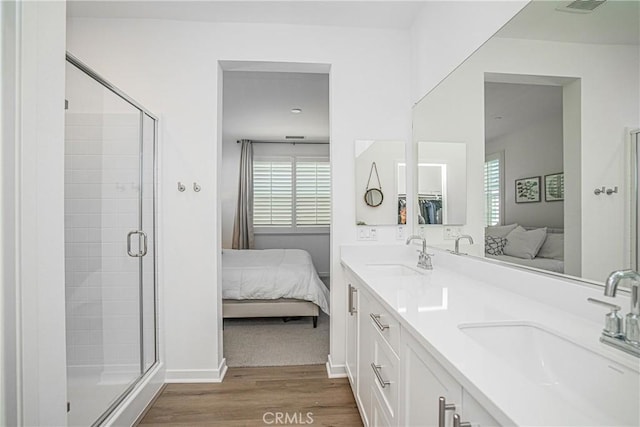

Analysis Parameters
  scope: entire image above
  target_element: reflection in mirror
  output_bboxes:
[411,0,639,284]
[417,141,466,226]
[355,140,405,225]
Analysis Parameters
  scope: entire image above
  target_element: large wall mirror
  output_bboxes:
[412,0,639,285]
[355,140,405,225]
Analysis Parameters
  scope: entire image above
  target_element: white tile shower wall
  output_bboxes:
[65,112,141,373]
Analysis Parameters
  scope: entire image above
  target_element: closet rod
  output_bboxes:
[236,140,329,145]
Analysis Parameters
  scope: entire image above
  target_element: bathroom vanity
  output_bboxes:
[341,245,640,427]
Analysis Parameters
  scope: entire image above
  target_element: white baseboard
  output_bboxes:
[103,363,165,427]
[165,358,228,383]
[325,354,347,378]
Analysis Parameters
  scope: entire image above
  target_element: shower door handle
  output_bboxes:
[127,230,148,257]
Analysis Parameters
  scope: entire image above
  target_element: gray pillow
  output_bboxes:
[485,223,519,238]
[537,233,564,260]
[503,226,548,259]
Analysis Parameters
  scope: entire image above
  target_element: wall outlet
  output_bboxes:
[443,226,462,240]
[418,226,425,238]
[396,226,405,240]
[357,226,378,241]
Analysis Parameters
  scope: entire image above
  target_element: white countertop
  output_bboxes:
[340,244,640,427]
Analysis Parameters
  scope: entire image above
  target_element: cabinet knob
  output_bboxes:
[453,413,472,427]
[438,397,456,427]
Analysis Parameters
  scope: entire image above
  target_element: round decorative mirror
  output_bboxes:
[364,188,384,207]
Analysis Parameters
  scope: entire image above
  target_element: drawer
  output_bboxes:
[371,383,394,427]
[370,327,399,419]
[368,297,400,356]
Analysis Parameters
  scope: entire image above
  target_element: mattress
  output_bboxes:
[486,254,564,274]
[222,249,330,314]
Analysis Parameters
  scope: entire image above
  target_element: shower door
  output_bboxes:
[64,54,157,427]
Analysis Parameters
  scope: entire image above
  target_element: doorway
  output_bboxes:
[218,61,331,367]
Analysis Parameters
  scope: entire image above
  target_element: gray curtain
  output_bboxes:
[232,140,254,249]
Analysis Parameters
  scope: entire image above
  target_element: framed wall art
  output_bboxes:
[545,172,564,202]
[515,176,541,203]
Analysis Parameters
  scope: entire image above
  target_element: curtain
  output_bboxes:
[232,140,254,249]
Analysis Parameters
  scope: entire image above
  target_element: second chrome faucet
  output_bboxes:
[406,235,433,270]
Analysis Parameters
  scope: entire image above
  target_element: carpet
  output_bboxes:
[223,312,330,367]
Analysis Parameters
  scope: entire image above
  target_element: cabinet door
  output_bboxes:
[400,333,462,427]
[357,288,374,426]
[345,277,359,390]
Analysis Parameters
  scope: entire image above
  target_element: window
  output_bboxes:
[253,160,293,226]
[253,157,330,230]
[484,152,503,226]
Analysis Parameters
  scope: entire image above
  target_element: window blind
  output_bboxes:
[295,160,331,226]
[253,160,293,226]
[484,154,502,226]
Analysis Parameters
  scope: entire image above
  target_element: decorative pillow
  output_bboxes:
[537,233,564,260]
[485,223,519,238]
[503,226,548,259]
[485,236,508,256]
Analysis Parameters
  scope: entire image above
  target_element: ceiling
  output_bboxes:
[484,82,563,143]
[67,0,427,30]
[222,71,329,144]
[497,0,640,45]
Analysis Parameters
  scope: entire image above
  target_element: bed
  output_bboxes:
[485,224,564,274]
[221,248,330,328]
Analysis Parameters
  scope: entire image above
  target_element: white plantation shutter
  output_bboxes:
[253,160,293,226]
[484,152,503,226]
[296,160,331,226]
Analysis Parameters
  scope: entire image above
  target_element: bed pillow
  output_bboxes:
[503,226,548,259]
[485,223,519,238]
[485,236,508,256]
[537,233,564,260]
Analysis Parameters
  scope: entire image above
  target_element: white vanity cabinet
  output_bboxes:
[343,265,501,427]
[461,390,501,427]
[399,331,462,427]
[345,278,359,389]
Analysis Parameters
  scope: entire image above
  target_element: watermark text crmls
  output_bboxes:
[262,411,314,425]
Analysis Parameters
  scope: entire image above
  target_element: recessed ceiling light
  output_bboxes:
[291,108,302,114]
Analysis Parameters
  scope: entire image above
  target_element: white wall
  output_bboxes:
[0,1,18,423]
[11,1,68,424]
[486,89,564,229]
[67,18,412,379]
[410,0,529,103]
[413,36,639,282]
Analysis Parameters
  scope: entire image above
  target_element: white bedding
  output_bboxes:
[486,254,564,274]
[222,249,330,315]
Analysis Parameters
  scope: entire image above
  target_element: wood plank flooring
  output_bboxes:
[137,365,363,426]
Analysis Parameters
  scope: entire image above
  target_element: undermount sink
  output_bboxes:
[459,322,639,426]
[365,263,424,276]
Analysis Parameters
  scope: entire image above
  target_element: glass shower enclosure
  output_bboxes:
[64,53,158,426]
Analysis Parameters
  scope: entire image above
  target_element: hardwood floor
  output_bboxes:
[137,365,363,426]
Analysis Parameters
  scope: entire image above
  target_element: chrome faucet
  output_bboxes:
[406,235,433,270]
[590,269,640,357]
[453,234,474,255]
